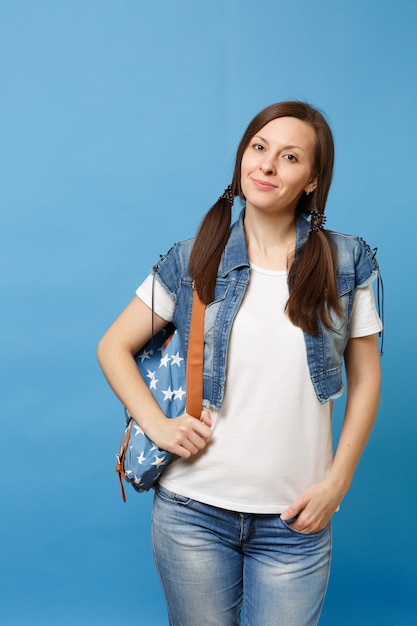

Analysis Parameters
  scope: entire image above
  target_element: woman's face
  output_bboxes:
[240,116,318,217]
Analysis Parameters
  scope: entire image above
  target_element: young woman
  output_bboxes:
[97,101,382,625]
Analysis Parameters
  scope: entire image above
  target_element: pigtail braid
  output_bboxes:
[189,186,235,303]
[286,228,341,335]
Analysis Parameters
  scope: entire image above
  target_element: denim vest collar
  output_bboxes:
[220,208,310,276]
[220,211,249,276]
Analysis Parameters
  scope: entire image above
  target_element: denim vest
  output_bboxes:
[153,210,379,407]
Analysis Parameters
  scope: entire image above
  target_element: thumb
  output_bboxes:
[200,409,212,427]
[281,496,305,521]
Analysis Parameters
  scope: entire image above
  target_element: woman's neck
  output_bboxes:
[244,207,296,271]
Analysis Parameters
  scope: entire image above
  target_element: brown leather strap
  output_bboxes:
[185,286,205,418]
[116,419,134,502]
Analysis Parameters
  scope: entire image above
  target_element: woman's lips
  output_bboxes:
[251,178,277,190]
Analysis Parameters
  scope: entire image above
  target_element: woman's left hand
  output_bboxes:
[280,478,345,533]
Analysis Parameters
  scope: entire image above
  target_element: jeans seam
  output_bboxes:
[151,520,174,625]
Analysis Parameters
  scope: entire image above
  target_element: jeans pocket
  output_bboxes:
[156,484,194,507]
[280,516,328,537]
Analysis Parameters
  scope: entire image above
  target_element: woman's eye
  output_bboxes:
[284,154,298,162]
[253,143,265,151]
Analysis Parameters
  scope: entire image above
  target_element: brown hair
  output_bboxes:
[189,101,342,335]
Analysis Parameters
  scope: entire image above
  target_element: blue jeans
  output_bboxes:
[152,485,332,626]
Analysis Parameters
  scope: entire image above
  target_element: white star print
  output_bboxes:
[171,351,184,367]
[159,353,171,367]
[146,369,159,389]
[138,349,151,363]
[162,386,174,401]
[151,455,167,468]
[137,451,146,465]
[133,423,144,436]
[173,386,186,400]
[149,377,158,390]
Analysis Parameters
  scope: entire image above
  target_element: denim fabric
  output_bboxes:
[152,485,331,626]
[153,209,379,407]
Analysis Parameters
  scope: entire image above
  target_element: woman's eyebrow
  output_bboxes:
[253,135,305,152]
[253,134,269,144]
[283,144,305,152]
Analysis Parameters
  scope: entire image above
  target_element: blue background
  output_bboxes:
[1,1,416,624]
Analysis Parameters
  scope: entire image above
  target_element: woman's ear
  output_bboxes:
[304,173,318,194]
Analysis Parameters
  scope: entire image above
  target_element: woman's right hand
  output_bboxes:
[147,409,213,458]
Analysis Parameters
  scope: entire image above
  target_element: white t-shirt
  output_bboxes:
[136,266,382,514]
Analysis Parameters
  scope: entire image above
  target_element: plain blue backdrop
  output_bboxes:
[1,1,416,624]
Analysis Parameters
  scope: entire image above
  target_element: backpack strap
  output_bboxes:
[185,285,205,418]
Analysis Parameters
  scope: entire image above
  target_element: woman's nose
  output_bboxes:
[259,158,276,174]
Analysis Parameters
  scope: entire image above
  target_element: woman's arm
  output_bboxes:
[97,297,212,457]
[281,333,381,532]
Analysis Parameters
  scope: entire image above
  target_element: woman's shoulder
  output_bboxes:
[152,237,196,291]
[326,228,365,243]
[327,228,376,254]
[155,237,195,265]
[326,229,379,285]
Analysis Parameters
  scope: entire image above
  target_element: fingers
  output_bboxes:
[281,492,321,532]
[282,505,319,533]
[281,486,335,533]
[173,412,212,458]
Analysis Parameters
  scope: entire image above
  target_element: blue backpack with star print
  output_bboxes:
[116,326,188,500]
[115,288,205,501]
